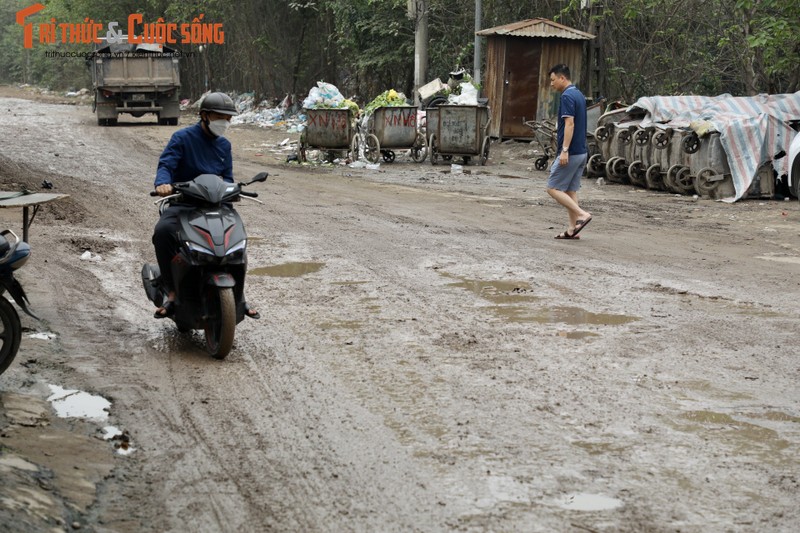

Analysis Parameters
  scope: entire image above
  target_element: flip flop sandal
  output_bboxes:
[572,216,593,236]
[244,303,261,320]
[154,300,175,319]
[554,230,580,240]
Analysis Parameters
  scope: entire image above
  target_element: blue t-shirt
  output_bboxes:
[556,85,587,156]
[155,122,233,186]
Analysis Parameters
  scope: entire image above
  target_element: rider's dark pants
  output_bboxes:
[152,205,191,293]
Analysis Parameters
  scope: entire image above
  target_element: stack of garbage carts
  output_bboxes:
[590,93,800,201]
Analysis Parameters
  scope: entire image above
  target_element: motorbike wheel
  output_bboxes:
[0,298,22,375]
[204,287,236,360]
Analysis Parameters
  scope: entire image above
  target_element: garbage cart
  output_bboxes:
[428,105,490,166]
[299,108,357,163]
[361,106,427,163]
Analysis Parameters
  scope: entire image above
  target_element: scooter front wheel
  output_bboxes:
[0,297,22,375]
[204,287,236,360]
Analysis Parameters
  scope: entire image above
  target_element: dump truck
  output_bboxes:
[88,37,181,126]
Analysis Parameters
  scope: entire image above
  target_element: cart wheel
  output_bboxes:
[480,137,490,166]
[694,167,721,197]
[682,132,700,154]
[365,134,381,164]
[587,154,604,176]
[411,132,428,163]
[430,134,438,165]
[350,134,360,162]
[645,164,663,190]
[673,166,695,194]
[534,156,549,171]
[627,161,647,187]
[442,155,453,162]
[605,157,620,182]
[462,156,471,165]
[382,150,395,163]
[665,164,681,193]
[594,125,609,142]
[653,131,670,149]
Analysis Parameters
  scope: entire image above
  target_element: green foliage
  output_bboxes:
[0,0,797,100]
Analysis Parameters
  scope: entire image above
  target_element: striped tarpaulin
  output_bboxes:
[630,93,800,201]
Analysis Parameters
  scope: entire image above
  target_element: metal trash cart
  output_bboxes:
[0,191,69,243]
[299,108,358,163]
[428,104,490,166]
[361,106,427,164]
[523,118,556,170]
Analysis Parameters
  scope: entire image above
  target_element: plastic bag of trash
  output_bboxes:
[447,82,478,105]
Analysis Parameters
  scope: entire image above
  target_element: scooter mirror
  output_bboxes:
[249,172,269,184]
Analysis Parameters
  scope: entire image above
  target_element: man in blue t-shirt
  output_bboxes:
[152,92,259,319]
[546,64,593,240]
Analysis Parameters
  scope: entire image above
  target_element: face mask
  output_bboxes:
[208,119,230,137]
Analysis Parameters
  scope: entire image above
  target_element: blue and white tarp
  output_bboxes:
[629,93,800,201]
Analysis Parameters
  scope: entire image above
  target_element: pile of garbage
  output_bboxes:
[363,89,409,116]
[180,90,307,132]
[302,81,360,116]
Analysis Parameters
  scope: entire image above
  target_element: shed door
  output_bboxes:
[501,38,540,139]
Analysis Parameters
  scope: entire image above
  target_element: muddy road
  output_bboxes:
[1,88,799,532]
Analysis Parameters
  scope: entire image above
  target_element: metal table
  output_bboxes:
[0,191,69,242]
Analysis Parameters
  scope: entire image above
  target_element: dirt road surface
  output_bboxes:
[1,87,799,532]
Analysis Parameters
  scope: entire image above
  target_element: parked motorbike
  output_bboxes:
[0,229,38,376]
[142,172,267,359]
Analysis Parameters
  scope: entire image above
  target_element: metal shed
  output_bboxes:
[476,18,595,140]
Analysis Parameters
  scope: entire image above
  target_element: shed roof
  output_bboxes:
[476,18,595,40]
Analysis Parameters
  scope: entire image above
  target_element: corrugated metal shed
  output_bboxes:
[477,19,594,140]
[476,18,595,41]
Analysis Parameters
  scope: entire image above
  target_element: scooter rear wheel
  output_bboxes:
[204,287,236,360]
[0,298,22,375]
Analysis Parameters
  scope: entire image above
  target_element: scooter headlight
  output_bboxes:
[227,239,246,256]
[185,241,216,262]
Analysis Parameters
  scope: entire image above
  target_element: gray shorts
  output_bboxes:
[547,153,588,192]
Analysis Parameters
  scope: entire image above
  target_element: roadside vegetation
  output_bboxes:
[0,0,798,103]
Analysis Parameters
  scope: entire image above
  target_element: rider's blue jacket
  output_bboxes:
[154,122,233,187]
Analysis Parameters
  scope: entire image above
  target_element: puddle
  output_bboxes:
[557,331,600,339]
[249,261,325,277]
[675,379,754,401]
[47,385,111,422]
[487,305,637,326]
[441,273,538,305]
[441,273,636,326]
[755,255,800,265]
[573,441,629,455]
[557,493,623,511]
[103,426,136,455]
[670,410,791,460]
[317,320,363,330]
[28,332,57,340]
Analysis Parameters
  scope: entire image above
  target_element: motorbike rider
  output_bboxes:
[152,91,260,319]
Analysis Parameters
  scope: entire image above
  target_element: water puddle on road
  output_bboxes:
[670,410,791,462]
[47,385,111,422]
[441,272,637,329]
[557,493,623,511]
[249,261,325,277]
[488,305,637,326]
[441,273,539,305]
[318,320,364,330]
